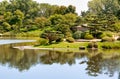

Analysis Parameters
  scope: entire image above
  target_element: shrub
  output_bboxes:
[98,31,114,39]
[87,42,93,48]
[101,42,120,49]
[84,33,94,39]
[94,42,98,48]
[37,38,49,45]
[87,42,98,48]
[73,31,82,39]
[41,30,64,43]
[66,37,75,43]
[101,37,115,42]
[56,38,63,42]
[81,32,86,39]
[65,32,72,38]
[99,33,106,39]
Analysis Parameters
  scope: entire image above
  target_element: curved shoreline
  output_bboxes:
[13,46,81,51]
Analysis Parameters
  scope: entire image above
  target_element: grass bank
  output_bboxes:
[36,41,120,49]
[37,42,89,48]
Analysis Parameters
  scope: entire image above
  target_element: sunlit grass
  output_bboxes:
[38,42,89,48]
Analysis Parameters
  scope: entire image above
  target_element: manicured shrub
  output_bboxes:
[105,32,113,37]
[81,32,86,39]
[84,33,94,39]
[94,42,98,48]
[41,30,64,43]
[99,33,106,39]
[66,37,75,43]
[87,42,93,48]
[73,31,82,39]
[56,38,63,42]
[98,31,113,39]
[37,38,49,45]
[101,42,120,49]
[101,37,115,42]
[65,32,72,38]
[87,42,98,48]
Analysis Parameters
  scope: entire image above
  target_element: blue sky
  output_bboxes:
[0,0,91,15]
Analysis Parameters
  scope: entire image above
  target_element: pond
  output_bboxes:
[0,39,120,79]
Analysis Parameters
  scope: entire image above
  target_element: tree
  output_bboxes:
[55,6,67,15]
[0,0,9,15]
[2,22,11,31]
[48,13,77,37]
[41,30,64,44]
[34,17,50,29]
[88,0,120,15]
[66,5,76,14]
[64,13,77,28]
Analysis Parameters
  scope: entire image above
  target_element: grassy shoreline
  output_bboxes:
[36,42,89,48]
[36,41,120,49]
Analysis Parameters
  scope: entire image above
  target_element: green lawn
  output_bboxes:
[37,42,89,48]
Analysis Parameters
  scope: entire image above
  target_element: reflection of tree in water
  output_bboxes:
[0,45,87,71]
[85,50,120,77]
[1,44,120,78]
[86,53,103,76]
[0,45,38,71]
[102,55,120,77]
[40,51,87,65]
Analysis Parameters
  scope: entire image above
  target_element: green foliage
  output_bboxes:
[87,42,98,48]
[0,0,78,34]
[84,33,94,39]
[2,22,11,31]
[41,30,64,44]
[73,31,82,39]
[94,32,103,39]
[88,0,119,15]
[37,38,49,45]
[101,37,115,42]
[101,42,120,49]
[34,17,50,29]
[37,42,88,48]
[66,37,75,43]
[113,21,120,32]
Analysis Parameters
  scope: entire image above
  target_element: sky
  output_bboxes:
[34,0,91,15]
[0,0,91,15]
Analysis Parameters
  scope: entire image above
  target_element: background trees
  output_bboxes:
[0,0,120,41]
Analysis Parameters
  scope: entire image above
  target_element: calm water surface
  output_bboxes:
[0,39,120,79]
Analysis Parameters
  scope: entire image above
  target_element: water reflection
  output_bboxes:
[0,44,120,78]
[86,53,103,76]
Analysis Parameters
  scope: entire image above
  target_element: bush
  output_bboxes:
[66,37,75,43]
[84,33,94,39]
[73,31,82,39]
[87,42,98,48]
[97,31,114,39]
[101,37,115,42]
[87,42,93,48]
[101,42,120,49]
[94,42,98,48]
[56,38,63,42]
[37,38,49,45]
[65,32,72,38]
[41,30,64,43]
[99,33,106,39]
